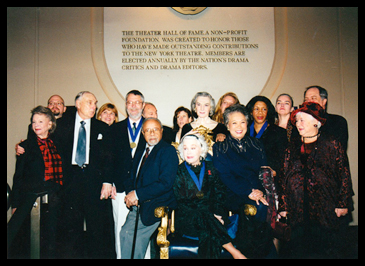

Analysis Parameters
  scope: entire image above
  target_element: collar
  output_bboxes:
[76,112,91,125]
[128,116,142,126]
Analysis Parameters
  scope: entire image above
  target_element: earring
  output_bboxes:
[314,124,318,127]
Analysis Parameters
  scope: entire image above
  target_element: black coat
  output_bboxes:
[12,131,63,209]
[109,118,146,193]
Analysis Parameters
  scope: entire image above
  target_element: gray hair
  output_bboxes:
[223,104,250,127]
[178,134,209,160]
[75,91,94,103]
[191,91,216,118]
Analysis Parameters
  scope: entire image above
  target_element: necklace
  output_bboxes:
[302,133,320,139]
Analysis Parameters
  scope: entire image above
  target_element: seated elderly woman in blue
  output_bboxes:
[173,134,246,259]
[212,104,269,217]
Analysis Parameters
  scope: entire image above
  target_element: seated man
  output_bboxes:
[121,117,178,259]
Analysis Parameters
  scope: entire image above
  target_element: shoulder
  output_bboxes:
[91,117,108,129]
[326,113,347,123]
[268,124,287,135]
[213,138,229,155]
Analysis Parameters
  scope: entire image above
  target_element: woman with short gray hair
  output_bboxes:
[181,91,228,157]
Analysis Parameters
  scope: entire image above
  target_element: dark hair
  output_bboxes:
[126,90,145,102]
[172,106,192,131]
[304,85,328,101]
[223,104,250,126]
[30,105,57,134]
[246,95,276,125]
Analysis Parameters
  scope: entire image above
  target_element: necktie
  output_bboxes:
[132,122,137,135]
[136,147,150,185]
[75,121,86,167]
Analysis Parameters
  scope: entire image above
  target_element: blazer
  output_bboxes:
[55,114,112,190]
[12,131,63,208]
[127,140,178,226]
[109,117,146,193]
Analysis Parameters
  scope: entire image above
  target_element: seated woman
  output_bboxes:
[212,104,274,258]
[173,134,246,259]
[212,104,269,215]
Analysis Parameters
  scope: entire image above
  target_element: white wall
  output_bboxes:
[7,7,358,224]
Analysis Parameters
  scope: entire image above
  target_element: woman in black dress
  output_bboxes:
[181,92,228,159]
[173,134,246,259]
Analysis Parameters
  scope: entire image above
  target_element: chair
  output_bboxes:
[154,204,258,259]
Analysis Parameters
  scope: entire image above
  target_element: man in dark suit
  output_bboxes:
[55,91,114,258]
[304,85,349,151]
[108,90,146,258]
[120,117,178,259]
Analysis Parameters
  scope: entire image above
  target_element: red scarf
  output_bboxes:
[37,136,63,185]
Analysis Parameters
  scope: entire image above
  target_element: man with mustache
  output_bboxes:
[108,90,146,258]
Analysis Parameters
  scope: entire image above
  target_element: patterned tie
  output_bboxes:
[75,121,86,167]
[136,147,150,185]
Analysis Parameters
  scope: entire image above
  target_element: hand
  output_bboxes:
[214,214,224,225]
[279,211,288,218]
[124,190,138,208]
[335,208,348,217]
[248,189,269,206]
[15,140,25,156]
[100,183,114,200]
[261,165,276,177]
[215,133,226,142]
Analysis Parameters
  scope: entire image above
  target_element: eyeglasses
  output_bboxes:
[126,101,143,106]
[143,127,161,134]
[48,102,64,107]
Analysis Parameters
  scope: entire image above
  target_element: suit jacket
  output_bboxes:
[55,114,112,192]
[109,117,146,193]
[127,140,178,226]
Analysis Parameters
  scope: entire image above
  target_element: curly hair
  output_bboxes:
[246,95,276,125]
[178,134,209,160]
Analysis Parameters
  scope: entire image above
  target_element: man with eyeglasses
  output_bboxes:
[121,117,178,259]
[47,95,67,119]
[108,90,147,258]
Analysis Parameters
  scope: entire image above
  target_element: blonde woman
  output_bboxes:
[97,103,118,126]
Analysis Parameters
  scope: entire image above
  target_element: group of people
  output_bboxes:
[11,85,353,259]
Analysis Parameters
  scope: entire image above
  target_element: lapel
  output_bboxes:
[138,141,162,178]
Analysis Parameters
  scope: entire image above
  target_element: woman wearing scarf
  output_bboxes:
[278,102,354,258]
[173,134,246,259]
[12,106,64,258]
[245,96,288,177]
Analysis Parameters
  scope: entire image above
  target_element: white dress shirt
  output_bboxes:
[71,112,91,165]
[128,117,143,158]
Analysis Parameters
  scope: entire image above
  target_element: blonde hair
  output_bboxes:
[97,103,118,123]
[212,92,240,123]
[178,134,209,160]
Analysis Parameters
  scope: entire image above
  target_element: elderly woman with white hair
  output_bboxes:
[278,101,354,258]
[173,134,246,259]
